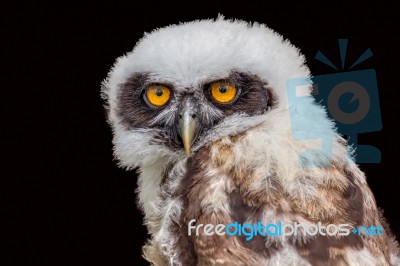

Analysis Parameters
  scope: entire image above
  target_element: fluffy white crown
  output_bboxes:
[104,16,311,116]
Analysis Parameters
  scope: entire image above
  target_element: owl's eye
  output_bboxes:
[145,85,171,107]
[210,82,238,104]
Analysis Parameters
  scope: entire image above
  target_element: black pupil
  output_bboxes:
[155,88,163,96]
[219,86,227,93]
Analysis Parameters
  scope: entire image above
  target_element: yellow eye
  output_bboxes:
[210,82,237,104]
[145,85,171,107]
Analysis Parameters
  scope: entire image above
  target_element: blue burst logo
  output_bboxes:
[287,39,382,165]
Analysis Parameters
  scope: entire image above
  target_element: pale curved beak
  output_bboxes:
[179,111,199,157]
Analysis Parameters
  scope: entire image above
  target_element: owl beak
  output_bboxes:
[178,111,199,157]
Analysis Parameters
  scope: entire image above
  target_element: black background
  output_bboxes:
[17,1,396,265]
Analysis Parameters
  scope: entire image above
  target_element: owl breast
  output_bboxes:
[144,129,393,266]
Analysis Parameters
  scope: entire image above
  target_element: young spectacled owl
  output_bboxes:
[101,17,399,265]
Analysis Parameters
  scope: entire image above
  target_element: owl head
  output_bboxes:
[102,17,329,169]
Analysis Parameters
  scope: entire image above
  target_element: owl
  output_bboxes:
[101,17,399,265]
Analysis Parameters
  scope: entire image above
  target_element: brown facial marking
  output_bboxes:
[117,73,160,129]
[203,71,277,118]
[116,71,278,154]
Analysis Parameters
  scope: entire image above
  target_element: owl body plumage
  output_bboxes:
[102,17,399,265]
